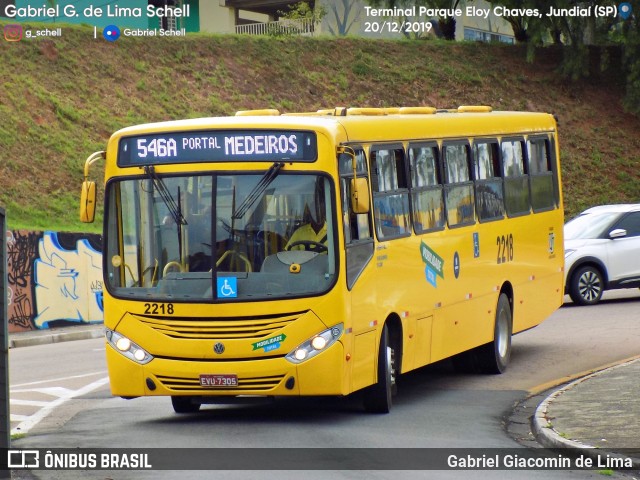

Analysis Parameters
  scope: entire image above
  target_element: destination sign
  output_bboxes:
[117,130,317,166]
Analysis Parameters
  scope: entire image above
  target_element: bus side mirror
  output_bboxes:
[350,178,370,214]
[80,180,97,223]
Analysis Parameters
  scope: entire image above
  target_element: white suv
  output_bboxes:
[564,204,640,305]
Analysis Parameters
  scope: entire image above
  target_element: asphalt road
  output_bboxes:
[9,290,640,480]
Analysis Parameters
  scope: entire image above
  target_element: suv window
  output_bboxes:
[613,212,640,237]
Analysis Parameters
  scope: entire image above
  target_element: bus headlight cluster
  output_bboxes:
[285,323,343,364]
[106,329,153,365]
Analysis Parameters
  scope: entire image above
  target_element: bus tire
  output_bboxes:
[363,324,396,413]
[171,396,201,413]
[477,293,512,374]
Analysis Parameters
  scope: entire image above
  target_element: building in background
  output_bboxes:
[1,0,514,42]
[202,0,515,42]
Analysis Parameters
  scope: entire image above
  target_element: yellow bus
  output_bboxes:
[80,106,564,413]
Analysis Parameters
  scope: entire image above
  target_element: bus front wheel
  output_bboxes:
[171,396,201,414]
[363,324,396,413]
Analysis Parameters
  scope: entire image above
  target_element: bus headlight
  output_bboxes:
[285,324,343,364]
[106,329,153,365]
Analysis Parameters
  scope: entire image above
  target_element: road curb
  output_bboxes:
[9,327,104,349]
[532,360,640,470]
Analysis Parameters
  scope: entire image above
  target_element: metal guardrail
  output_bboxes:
[235,18,315,36]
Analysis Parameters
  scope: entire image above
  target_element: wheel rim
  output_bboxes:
[578,270,602,302]
[496,310,509,359]
[386,346,396,387]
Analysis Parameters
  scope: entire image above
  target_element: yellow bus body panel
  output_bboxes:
[99,109,564,400]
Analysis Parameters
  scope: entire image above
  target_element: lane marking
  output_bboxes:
[12,387,74,397]
[11,376,110,435]
[12,371,107,388]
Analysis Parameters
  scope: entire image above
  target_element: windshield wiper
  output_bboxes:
[143,166,187,226]
[232,162,283,219]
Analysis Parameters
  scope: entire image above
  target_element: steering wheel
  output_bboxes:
[286,240,328,253]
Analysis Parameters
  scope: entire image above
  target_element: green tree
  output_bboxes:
[619,0,640,113]
[279,1,327,22]
[432,0,463,40]
[488,0,639,113]
[273,1,327,36]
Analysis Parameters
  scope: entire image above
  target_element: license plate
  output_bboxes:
[199,374,238,388]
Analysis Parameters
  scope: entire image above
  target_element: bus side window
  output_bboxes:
[370,146,411,239]
[408,143,445,232]
[339,148,374,289]
[443,142,475,227]
[473,141,505,222]
[501,138,531,216]
[528,137,555,212]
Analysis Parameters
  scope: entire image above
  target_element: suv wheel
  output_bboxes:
[569,265,604,305]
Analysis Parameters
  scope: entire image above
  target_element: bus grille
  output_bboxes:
[156,374,285,392]
[136,311,305,340]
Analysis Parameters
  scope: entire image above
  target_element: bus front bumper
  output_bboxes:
[106,341,346,398]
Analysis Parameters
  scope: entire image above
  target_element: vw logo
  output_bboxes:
[213,342,225,354]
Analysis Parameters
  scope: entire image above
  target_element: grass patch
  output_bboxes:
[0,24,639,231]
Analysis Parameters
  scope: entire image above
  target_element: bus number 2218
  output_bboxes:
[496,234,514,264]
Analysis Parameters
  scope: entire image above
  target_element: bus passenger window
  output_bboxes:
[443,142,475,227]
[528,137,555,212]
[409,144,445,232]
[371,147,411,239]
[445,144,470,183]
[501,139,530,216]
[410,146,438,187]
[474,142,500,180]
[473,141,505,222]
[502,141,525,176]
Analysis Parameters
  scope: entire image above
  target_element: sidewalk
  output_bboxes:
[533,357,640,469]
[8,323,104,349]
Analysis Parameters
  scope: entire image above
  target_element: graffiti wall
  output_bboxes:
[6,230,103,333]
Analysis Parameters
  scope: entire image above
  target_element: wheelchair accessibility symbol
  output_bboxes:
[217,277,238,298]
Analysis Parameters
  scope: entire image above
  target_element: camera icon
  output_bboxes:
[4,24,23,42]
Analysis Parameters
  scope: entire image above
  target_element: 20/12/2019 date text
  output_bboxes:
[364,21,433,34]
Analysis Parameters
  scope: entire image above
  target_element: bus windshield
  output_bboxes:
[104,172,336,301]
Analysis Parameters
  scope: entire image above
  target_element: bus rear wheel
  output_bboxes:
[363,324,396,413]
[477,293,512,374]
[171,396,201,413]
[452,293,512,374]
